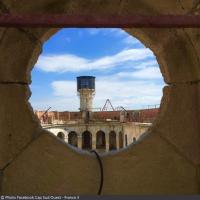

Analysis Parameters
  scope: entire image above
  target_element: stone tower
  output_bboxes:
[77,76,95,122]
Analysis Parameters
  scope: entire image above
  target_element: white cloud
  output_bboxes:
[35,48,154,73]
[35,54,89,72]
[107,28,127,37]
[87,28,141,46]
[52,81,76,97]
[122,35,140,45]
[87,28,126,37]
[117,67,162,79]
[34,76,164,111]
[87,29,102,35]
[133,60,158,69]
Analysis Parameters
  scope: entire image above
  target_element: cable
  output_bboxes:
[90,150,104,195]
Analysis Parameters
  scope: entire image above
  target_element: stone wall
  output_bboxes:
[44,121,149,151]
[35,108,159,124]
[0,0,200,195]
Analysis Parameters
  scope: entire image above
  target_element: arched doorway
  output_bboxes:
[82,131,92,149]
[133,137,136,143]
[119,132,123,149]
[68,131,78,147]
[57,132,65,140]
[125,134,128,146]
[96,130,106,149]
[109,131,117,150]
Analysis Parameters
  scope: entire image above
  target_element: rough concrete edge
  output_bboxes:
[0,0,44,172]
[155,82,200,167]
[0,0,52,173]
[0,0,43,85]
[0,83,43,170]
[0,27,43,84]
[157,81,200,167]
[182,28,200,70]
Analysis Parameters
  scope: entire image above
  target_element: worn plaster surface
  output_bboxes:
[0,0,200,195]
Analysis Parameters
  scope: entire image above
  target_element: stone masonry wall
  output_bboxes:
[0,0,200,195]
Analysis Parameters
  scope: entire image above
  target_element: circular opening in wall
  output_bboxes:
[30,28,165,155]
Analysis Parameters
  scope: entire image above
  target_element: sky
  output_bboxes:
[30,28,165,111]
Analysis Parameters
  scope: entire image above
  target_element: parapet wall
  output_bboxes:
[35,108,159,124]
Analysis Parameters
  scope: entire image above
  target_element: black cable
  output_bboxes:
[90,150,104,195]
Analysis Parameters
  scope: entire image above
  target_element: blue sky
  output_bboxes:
[30,28,165,111]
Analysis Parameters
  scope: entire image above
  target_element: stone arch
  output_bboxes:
[57,132,65,140]
[119,131,123,149]
[16,16,199,163]
[27,22,200,165]
[109,131,117,150]
[96,130,106,149]
[1,0,200,195]
[133,137,136,143]
[125,134,128,146]
[82,131,92,150]
[68,131,78,147]
[45,128,68,142]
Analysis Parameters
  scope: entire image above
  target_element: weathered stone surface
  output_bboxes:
[152,83,200,165]
[0,28,5,41]
[1,0,73,13]
[102,133,198,195]
[2,133,99,195]
[183,28,200,67]
[0,28,41,83]
[159,29,200,83]
[1,132,198,195]
[0,1,8,44]
[23,28,59,43]
[1,0,194,14]
[0,0,199,196]
[0,84,41,169]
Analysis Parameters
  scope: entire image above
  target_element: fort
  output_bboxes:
[34,76,158,152]
[0,0,200,195]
